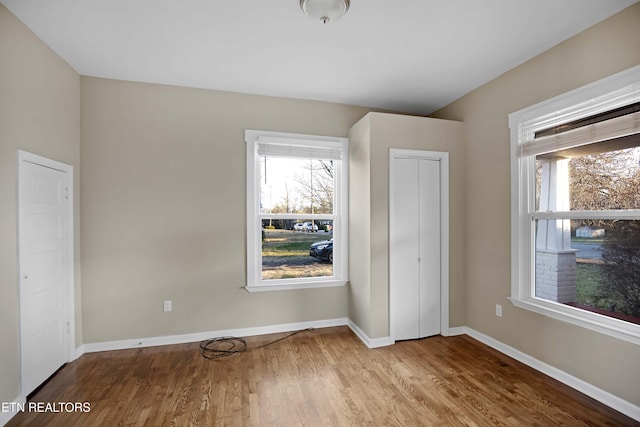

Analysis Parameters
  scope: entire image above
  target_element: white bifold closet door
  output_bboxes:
[390,157,441,341]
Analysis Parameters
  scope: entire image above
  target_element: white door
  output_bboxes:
[390,158,421,340]
[18,154,72,396]
[390,153,442,341]
[417,159,441,338]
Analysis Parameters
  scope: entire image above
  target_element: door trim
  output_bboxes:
[17,150,75,397]
[389,148,449,342]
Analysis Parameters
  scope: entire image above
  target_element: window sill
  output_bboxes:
[509,296,640,346]
[245,280,347,292]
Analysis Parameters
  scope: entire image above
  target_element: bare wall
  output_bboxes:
[348,115,373,336]
[0,4,81,404]
[431,3,640,405]
[80,77,370,343]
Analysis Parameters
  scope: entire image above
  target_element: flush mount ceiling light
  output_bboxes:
[300,0,350,24]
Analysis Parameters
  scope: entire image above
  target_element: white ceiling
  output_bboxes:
[2,0,637,115]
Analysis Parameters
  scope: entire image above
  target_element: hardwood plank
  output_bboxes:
[6,327,637,426]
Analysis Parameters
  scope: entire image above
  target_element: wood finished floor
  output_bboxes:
[7,326,637,426]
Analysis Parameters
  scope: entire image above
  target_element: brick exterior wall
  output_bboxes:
[535,250,578,303]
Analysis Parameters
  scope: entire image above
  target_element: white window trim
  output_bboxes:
[245,130,349,292]
[509,65,640,346]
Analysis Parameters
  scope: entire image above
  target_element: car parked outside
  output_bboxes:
[302,222,318,232]
[310,239,333,263]
[293,223,305,231]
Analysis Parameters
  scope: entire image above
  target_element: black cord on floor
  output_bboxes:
[199,328,314,360]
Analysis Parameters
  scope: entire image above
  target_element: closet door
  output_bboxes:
[390,158,421,340]
[390,156,441,341]
[418,158,441,338]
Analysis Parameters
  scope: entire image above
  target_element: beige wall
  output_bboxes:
[80,77,370,343]
[348,116,373,336]
[431,3,640,405]
[0,4,81,403]
[349,113,466,338]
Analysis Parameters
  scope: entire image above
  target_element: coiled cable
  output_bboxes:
[200,328,314,360]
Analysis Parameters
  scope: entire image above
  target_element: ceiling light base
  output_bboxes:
[300,0,350,24]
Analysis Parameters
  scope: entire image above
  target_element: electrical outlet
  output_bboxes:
[496,304,502,317]
[163,300,172,312]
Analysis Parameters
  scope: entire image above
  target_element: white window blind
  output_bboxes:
[257,137,343,160]
[518,111,640,157]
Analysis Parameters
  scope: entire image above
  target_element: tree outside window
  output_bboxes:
[559,146,640,320]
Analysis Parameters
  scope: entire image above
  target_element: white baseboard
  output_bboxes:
[0,395,25,427]
[347,320,394,348]
[81,317,349,354]
[463,327,640,422]
[442,326,467,336]
[75,345,85,360]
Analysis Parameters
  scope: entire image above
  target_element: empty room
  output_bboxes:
[1,0,639,425]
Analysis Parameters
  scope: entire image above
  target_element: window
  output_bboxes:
[245,130,348,291]
[509,66,640,344]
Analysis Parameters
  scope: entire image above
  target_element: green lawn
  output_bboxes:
[261,229,332,279]
[576,262,627,312]
[262,230,326,257]
[571,237,604,244]
[576,263,606,307]
[262,241,311,257]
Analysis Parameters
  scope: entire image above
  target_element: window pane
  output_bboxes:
[260,157,335,215]
[536,146,640,212]
[261,220,334,280]
[570,146,640,210]
[534,219,640,325]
